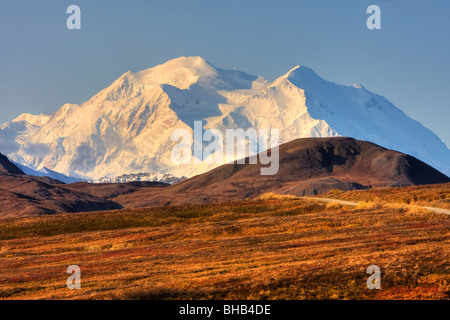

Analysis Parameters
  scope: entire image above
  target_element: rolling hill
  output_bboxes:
[0,153,122,219]
[108,137,450,208]
[1,137,449,218]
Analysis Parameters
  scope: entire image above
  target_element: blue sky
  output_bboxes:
[1,0,449,146]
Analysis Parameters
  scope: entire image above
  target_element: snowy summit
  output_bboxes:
[0,56,449,180]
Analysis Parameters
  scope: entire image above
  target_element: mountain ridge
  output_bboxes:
[0,152,24,175]
[0,152,123,219]
[109,137,450,208]
[1,56,449,179]
[0,138,449,219]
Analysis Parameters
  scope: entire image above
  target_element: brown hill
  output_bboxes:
[0,153,24,175]
[0,153,123,219]
[61,181,169,200]
[1,137,449,218]
[111,137,450,208]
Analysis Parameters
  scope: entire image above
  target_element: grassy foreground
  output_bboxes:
[0,184,449,300]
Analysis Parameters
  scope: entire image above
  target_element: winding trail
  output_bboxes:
[300,197,450,216]
[301,197,358,207]
[420,206,450,216]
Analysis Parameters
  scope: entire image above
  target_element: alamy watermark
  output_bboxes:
[66,5,81,30]
[170,121,280,175]
[66,265,81,290]
[367,5,381,30]
[65,5,382,31]
[366,265,381,289]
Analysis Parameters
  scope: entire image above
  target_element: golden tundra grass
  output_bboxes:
[324,183,450,209]
[0,184,449,300]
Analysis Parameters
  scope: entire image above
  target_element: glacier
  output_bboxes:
[0,56,448,180]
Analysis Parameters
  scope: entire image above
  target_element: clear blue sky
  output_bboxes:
[1,0,449,147]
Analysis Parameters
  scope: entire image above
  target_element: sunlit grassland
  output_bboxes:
[0,184,449,300]
[323,183,450,209]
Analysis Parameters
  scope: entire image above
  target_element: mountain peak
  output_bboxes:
[273,65,325,89]
[115,56,219,90]
[13,112,52,127]
[286,65,323,83]
[165,55,211,66]
[286,65,301,73]
[153,56,216,74]
[2,58,449,180]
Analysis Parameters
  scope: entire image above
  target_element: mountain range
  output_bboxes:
[0,56,449,180]
[1,137,448,218]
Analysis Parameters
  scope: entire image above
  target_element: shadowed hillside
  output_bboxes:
[0,153,123,219]
[111,137,450,208]
[1,138,449,218]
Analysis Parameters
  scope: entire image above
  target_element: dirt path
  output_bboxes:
[301,197,358,207]
[420,206,450,215]
[301,197,450,216]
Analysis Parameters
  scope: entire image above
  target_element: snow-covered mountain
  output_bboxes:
[97,172,186,184]
[1,56,449,179]
[11,160,85,184]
